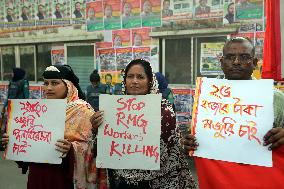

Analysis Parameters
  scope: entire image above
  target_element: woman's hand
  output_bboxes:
[90,111,104,130]
[181,134,199,152]
[55,139,71,158]
[263,127,284,150]
[1,133,9,149]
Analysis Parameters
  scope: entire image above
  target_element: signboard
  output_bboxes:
[96,94,161,169]
[5,99,66,164]
[192,78,274,167]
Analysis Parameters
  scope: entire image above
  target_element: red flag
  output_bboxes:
[194,146,284,189]
[262,0,282,80]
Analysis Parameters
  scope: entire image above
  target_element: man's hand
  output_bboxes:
[182,134,199,152]
[263,127,284,150]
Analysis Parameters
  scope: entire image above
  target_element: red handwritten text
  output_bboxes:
[210,85,231,99]
[202,117,236,139]
[109,140,159,163]
[13,125,52,144]
[20,101,48,117]
[233,98,263,117]
[239,121,261,145]
[201,100,230,115]
[104,124,143,141]
[12,141,32,155]
[116,98,148,134]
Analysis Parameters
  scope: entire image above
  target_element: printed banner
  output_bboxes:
[51,46,65,65]
[52,0,71,25]
[141,0,161,27]
[36,0,53,26]
[96,94,161,169]
[5,99,66,164]
[112,29,131,47]
[122,0,141,28]
[131,27,151,46]
[200,42,224,75]
[86,1,104,31]
[192,78,274,167]
[103,0,121,30]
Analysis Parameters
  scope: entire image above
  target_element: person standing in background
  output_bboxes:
[86,70,107,111]
[1,68,29,151]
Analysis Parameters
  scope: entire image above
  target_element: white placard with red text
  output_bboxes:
[5,99,66,164]
[97,94,161,170]
[192,78,274,167]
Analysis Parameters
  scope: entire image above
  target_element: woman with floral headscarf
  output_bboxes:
[1,65,107,189]
[91,59,196,189]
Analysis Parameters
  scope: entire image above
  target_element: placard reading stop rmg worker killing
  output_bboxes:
[192,78,274,167]
[5,99,66,164]
[97,94,161,170]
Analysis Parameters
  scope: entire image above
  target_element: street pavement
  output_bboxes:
[0,152,198,189]
[0,152,27,189]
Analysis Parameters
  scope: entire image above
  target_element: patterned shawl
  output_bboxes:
[64,80,107,189]
[113,62,196,188]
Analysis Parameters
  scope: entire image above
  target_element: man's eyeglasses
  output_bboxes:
[223,54,253,62]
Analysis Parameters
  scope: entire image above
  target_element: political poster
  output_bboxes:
[235,0,264,22]
[52,0,71,25]
[112,29,131,47]
[19,0,36,27]
[0,84,7,105]
[131,27,151,46]
[141,0,162,27]
[86,0,104,31]
[200,42,224,75]
[5,0,19,28]
[122,0,141,29]
[162,0,193,23]
[103,0,121,30]
[98,48,116,72]
[0,1,6,29]
[36,0,53,26]
[29,85,42,99]
[172,88,195,137]
[223,1,235,24]
[133,46,151,62]
[71,0,85,25]
[51,46,65,65]
[115,47,133,70]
